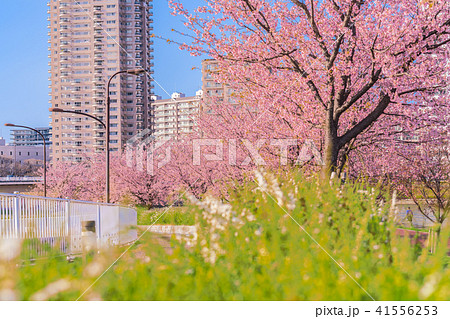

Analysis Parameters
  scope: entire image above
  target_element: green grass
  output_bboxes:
[136,206,195,225]
[2,171,449,300]
[398,225,429,232]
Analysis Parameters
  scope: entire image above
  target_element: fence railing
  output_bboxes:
[0,193,137,258]
[0,177,43,183]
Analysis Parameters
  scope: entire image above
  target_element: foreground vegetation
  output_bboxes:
[1,172,449,300]
[136,206,194,225]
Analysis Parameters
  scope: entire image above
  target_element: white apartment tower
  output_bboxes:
[48,0,154,162]
[151,91,203,140]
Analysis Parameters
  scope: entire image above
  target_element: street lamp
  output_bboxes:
[49,107,107,200]
[49,108,106,128]
[49,68,145,203]
[105,69,146,203]
[4,123,48,197]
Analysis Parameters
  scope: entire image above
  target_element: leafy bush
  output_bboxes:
[1,172,449,300]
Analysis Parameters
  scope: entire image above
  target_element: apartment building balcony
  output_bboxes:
[59,64,71,71]
[60,41,71,48]
[59,8,70,15]
[179,122,193,127]
[93,93,105,98]
[93,111,104,119]
[155,110,176,116]
[93,124,105,132]
[92,105,104,112]
[60,33,71,40]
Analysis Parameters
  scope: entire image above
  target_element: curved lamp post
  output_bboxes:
[49,107,106,200]
[105,69,146,203]
[49,68,145,203]
[4,123,48,197]
[49,108,106,129]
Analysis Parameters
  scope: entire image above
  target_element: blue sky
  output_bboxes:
[0,0,204,142]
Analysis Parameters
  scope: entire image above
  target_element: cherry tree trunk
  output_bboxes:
[322,110,340,177]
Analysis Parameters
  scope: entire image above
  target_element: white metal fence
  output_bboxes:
[0,193,137,258]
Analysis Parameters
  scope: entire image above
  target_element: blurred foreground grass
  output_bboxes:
[1,171,449,300]
[136,206,195,225]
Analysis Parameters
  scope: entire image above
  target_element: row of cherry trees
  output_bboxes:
[37,1,449,212]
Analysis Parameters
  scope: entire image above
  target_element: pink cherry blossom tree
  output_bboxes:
[399,142,449,227]
[170,0,450,175]
[34,154,173,206]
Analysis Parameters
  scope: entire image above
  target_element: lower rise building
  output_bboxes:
[151,91,202,139]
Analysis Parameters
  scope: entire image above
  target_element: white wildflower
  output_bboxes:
[30,279,71,301]
[85,261,103,277]
[259,247,269,256]
[318,213,324,224]
[268,175,284,206]
[185,269,194,275]
[286,192,296,211]
[0,289,16,301]
[419,273,441,299]
[0,239,22,262]
[254,170,268,192]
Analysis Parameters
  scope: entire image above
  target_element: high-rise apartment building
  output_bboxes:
[48,0,154,162]
[201,59,235,107]
[11,127,52,147]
